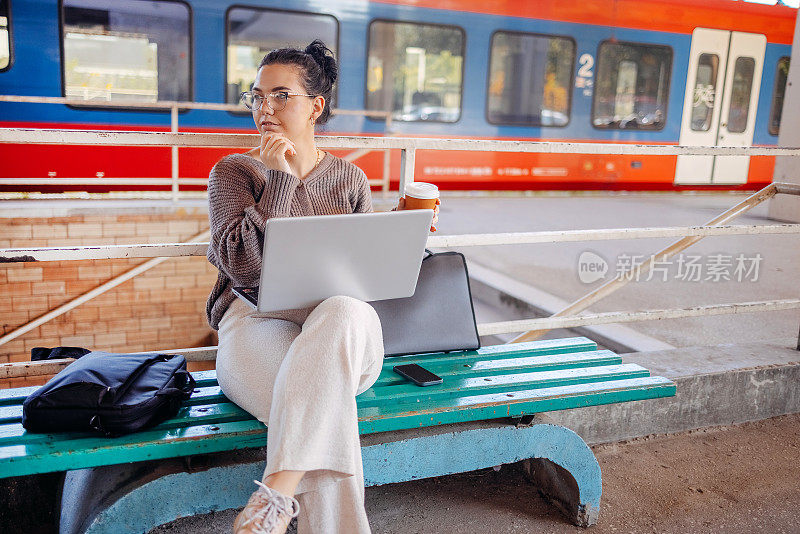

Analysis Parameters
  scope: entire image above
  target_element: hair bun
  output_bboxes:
[304,39,338,86]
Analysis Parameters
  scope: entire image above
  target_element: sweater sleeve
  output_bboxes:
[206,156,299,286]
[352,167,374,214]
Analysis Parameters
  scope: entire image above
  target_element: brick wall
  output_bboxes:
[0,205,219,388]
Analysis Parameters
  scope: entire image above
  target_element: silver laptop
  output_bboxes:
[233,210,434,313]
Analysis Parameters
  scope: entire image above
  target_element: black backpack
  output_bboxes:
[22,351,196,437]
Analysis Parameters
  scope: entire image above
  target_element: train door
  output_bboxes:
[674,28,766,184]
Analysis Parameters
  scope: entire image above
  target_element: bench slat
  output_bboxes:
[0,386,40,407]
[378,337,596,368]
[183,350,622,390]
[0,381,248,426]
[0,400,254,445]
[357,376,677,433]
[373,350,622,387]
[0,419,269,478]
[0,384,231,425]
[179,337,594,387]
[358,363,651,407]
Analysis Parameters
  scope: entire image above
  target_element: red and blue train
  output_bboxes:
[0,0,796,191]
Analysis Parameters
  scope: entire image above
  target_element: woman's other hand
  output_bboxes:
[391,197,440,232]
[259,133,295,175]
[431,198,440,232]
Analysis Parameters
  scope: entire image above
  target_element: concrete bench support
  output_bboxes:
[60,417,601,533]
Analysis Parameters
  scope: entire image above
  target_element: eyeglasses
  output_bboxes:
[240,91,316,111]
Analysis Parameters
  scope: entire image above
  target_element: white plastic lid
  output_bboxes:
[404,182,439,200]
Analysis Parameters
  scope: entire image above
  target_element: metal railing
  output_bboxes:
[1,128,799,377]
[0,95,394,198]
[2,126,800,200]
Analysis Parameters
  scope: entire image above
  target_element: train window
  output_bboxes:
[226,8,338,106]
[690,54,719,131]
[62,0,191,104]
[726,56,755,134]
[0,0,9,70]
[769,57,790,136]
[593,41,672,130]
[366,20,464,122]
[487,31,574,127]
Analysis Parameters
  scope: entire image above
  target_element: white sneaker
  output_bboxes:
[233,479,300,534]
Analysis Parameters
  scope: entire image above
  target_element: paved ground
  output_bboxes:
[151,413,800,534]
[365,415,800,534]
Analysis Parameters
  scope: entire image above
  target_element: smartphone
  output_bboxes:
[393,364,443,386]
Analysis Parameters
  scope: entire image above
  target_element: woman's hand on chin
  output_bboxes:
[259,132,296,175]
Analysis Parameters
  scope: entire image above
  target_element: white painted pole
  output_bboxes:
[383,112,393,194]
[2,221,799,262]
[399,147,416,196]
[481,299,800,336]
[4,129,800,155]
[171,104,179,203]
[769,10,800,223]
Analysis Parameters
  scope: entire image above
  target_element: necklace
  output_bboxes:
[314,148,323,167]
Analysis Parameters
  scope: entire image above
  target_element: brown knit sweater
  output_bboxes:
[205,151,374,330]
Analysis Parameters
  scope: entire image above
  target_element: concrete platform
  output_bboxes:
[546,341,800,445]
[360,413,800,534]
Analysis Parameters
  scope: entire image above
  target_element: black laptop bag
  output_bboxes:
[369,250,481,357]
[22,351,196,437]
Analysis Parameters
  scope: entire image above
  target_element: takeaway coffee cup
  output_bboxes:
[403,182,439,210]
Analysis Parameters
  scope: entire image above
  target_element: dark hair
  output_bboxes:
[258,40,338,125]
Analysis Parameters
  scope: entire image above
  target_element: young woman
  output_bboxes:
[204,40,438,534]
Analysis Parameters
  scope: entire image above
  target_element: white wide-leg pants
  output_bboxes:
[216,296,385,534]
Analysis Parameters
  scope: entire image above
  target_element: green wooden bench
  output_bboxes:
[0,337,675,533]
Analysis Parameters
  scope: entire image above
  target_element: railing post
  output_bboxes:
[170,104,179,203]
[382,112,393,195]
[399,146,415,197]
[382,149,391,196]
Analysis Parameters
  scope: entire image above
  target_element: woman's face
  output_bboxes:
[251,63,323,142]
